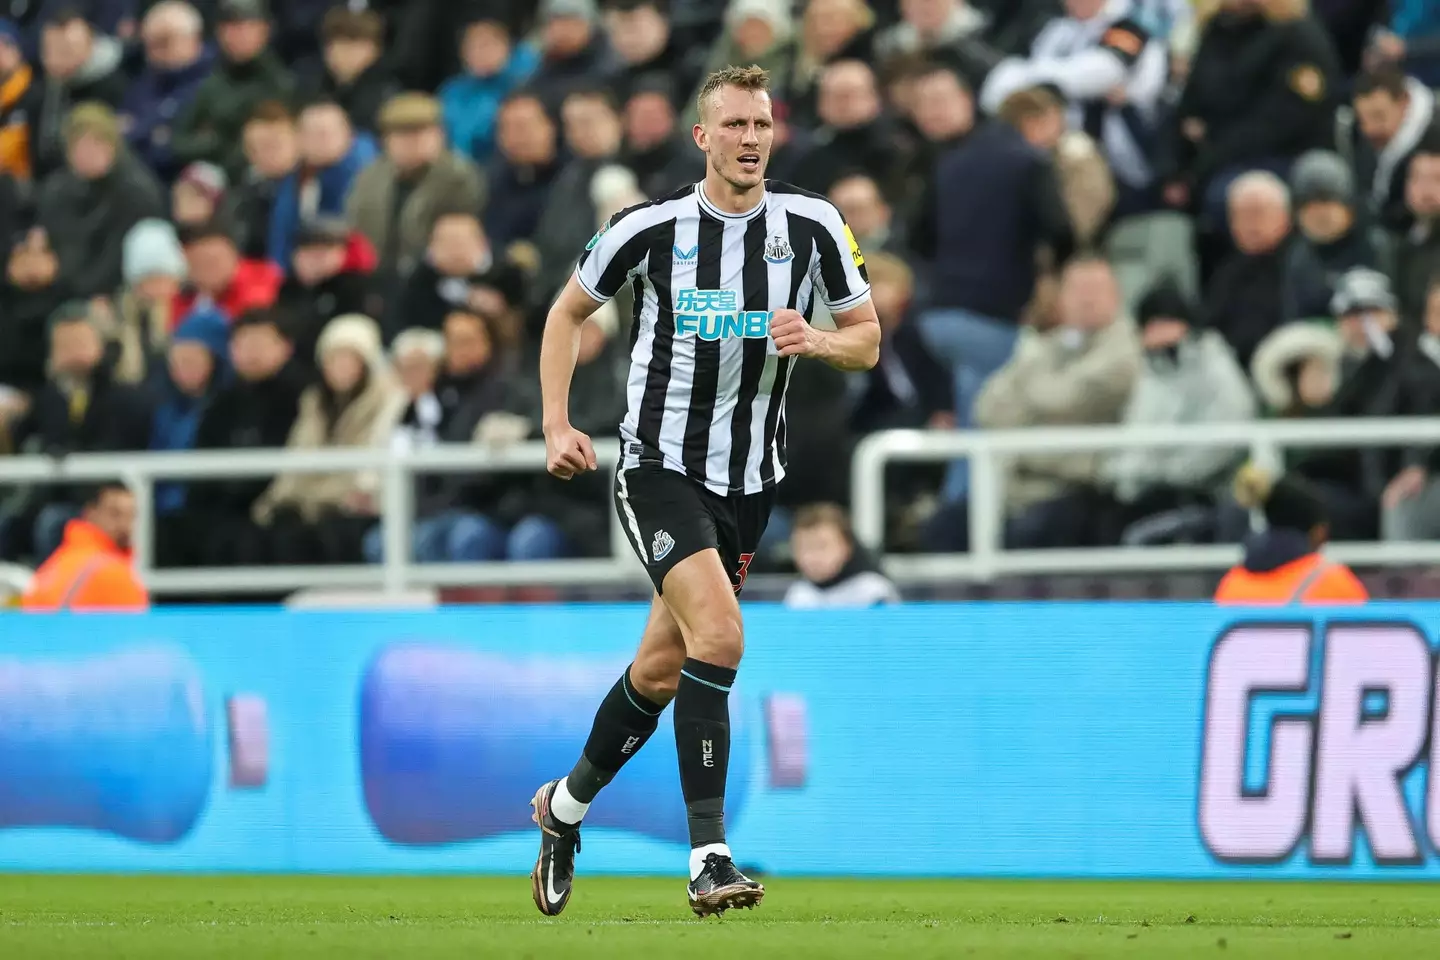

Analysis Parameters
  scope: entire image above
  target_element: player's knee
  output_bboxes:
[688,613,744,669]
[631,648,683,704]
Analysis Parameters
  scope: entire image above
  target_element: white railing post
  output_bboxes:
[125,471,154,581]
[380,453,411,596]
[968,441,1001,582]
[849,432,890,550]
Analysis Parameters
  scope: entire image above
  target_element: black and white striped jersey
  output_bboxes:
[575,180,871,496]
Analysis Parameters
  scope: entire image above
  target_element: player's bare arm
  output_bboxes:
[770,301,882,371]
[539,275,601,480]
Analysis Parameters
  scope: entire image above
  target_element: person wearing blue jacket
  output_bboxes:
[438,19,539,166]
[149,306,231,514]
[121,1,214,183]
[267,99,377,268]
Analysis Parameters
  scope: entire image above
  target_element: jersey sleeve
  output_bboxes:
[1098,19,1149,69]
[810,201,872,313]
[573,205,652,303]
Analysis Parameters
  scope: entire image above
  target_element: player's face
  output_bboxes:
[696,86,774,191]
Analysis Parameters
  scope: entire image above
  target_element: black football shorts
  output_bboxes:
[614,463,775,596]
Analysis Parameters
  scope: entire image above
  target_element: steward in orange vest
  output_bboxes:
[1215,465,1368,605]
[21,483,148,611]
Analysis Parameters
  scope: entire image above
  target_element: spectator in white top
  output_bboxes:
[980,0,1168,214]
[784,504,901,609]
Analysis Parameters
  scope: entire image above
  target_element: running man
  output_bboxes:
[532,64,881,918]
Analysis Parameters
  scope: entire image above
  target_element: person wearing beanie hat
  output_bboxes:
[528,0,607,113]
[114,218,188,385]
[36,101,166,299]
[1281,149,1390,324]
[275,216,379,377]
[1215,464,1368,605]
[173,160,229,228]
[438,18,539,166]
[0,18,38,180]
[150,306,231,514]
[251,312,403,565]
[682,0,795,128]
[1106,279,1255,535]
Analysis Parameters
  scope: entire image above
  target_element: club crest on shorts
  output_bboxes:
[763,235,794,264]
[651,529,675,562]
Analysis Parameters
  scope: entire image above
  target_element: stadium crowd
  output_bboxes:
[0,0,1435,576]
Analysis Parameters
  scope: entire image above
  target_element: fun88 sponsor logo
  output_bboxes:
[674,288,772,340]
[1199,621,1440,867]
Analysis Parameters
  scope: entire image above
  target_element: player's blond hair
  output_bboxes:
[696,65,771,123]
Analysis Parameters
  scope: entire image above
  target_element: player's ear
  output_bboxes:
[693,122,706,151]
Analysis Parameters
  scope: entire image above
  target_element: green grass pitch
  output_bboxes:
[1,875,1437,958]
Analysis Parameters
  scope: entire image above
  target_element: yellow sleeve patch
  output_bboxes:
[1289,65,1325,102]
[845,224,864,267]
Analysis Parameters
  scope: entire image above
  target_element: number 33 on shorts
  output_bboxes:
[733,553,754,594]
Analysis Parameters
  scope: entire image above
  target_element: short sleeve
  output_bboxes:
[574,205,654,304]
[809,201,872,313]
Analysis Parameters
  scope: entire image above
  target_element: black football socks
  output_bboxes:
[673,657,737,848]
[554,665,665,824]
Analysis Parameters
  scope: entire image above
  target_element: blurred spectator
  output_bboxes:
[1382,279,1440,540]
[31,8,126,179]
[970,257,1141,549]
[1159,0,1341,228]
[1345,64,1433,230]
[120,1,211,184]
[1214,464,1368,605]
[621,76,703,199]
[10,300,153,560]
[1282,149,1389,323]
[1204,170,1293,368]
[783,503,900,608]
[113,217,185,384]
[971,0,1064,55]
[1370,1,1440,87]
[982,0,1166,217]
[0,20,40,180]
[1251,319,1343,419]
[383,326,445,452]
[385,209,525,343]
[233,99,296,258]
[173,0,295,180]
[36,103,165,299]
[603,0,703,109]
[439,18,539,166]
[149,306,230,514]
[787,0,877,128]
[795,59,902,197]
[365,306,567,563]
[686,0,795,128]
[829,173,904,257]
[275,217,379,375]
[895,62,974,214]
[1395,127,1440,323]
[850,251,951,432]
[298,8,395,137]
[347,92,484,296]
[529,0,610,113]
[1283,268,1405,540]
[19,481,148,610]
[176,217,282,323]
[483,93,562,251]
[171,306,303,567]
[267,99,377,268]
[171,159,227,228]
[912,85,1073,494]
[1052,123,1115,250]
[0,229,68,398]
[532,87,626,306]
[252,312,402,564]
[875,0,1001,91]
[1104,282,1255,545]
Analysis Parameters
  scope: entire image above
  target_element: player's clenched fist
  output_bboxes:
[769,308,822,358]
[544,424,597,479]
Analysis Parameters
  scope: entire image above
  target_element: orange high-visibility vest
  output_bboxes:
[21,520,148,612]
[1215,552,1368,606]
